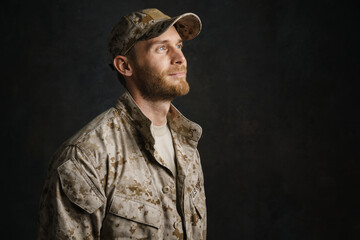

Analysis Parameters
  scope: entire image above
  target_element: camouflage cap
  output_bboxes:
[108,8,202,59]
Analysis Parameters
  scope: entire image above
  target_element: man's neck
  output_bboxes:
[128,89,171,126]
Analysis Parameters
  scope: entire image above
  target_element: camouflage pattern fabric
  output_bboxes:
[108,8,202,58]
[38,91,207,239]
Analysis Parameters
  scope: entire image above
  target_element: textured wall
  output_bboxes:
[2,0,358,239]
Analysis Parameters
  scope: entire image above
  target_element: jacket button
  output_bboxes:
[162,186,171,193]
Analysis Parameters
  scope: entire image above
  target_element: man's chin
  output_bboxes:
[174,82,190,96]
[159,82,190,101]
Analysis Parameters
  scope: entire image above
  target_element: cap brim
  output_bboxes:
[141,13,202,41]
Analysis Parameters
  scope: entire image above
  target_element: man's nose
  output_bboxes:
[171,48,186,65]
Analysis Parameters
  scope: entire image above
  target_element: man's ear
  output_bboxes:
[113,56,133,77]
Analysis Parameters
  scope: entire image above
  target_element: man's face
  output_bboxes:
[129,26,189,101]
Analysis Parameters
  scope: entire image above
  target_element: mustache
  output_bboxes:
[166,66,187,75]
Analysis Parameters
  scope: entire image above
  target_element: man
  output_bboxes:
[38,8,206,240]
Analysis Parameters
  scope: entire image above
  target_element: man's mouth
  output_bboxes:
[168,72,186,77]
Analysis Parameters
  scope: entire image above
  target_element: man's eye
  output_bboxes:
[176,44,183,49]
[158,46,167,51]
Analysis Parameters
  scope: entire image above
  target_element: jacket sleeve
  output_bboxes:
[38,145,106,240]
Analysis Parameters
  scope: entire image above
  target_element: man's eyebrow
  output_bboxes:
[148,39,183,47]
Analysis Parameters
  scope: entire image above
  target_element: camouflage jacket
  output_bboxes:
[38,91,206,239]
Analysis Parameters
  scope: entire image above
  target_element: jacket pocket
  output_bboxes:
[109,194,162,229]
[57,158,105,214]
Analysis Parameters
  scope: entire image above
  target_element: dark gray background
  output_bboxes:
[2,0,359,239]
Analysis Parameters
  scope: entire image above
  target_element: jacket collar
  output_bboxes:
[115,91,202,147]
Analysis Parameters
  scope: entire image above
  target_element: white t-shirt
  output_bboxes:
[150,122,176,176]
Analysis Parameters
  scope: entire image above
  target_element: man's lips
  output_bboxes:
[168,72,186,77]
